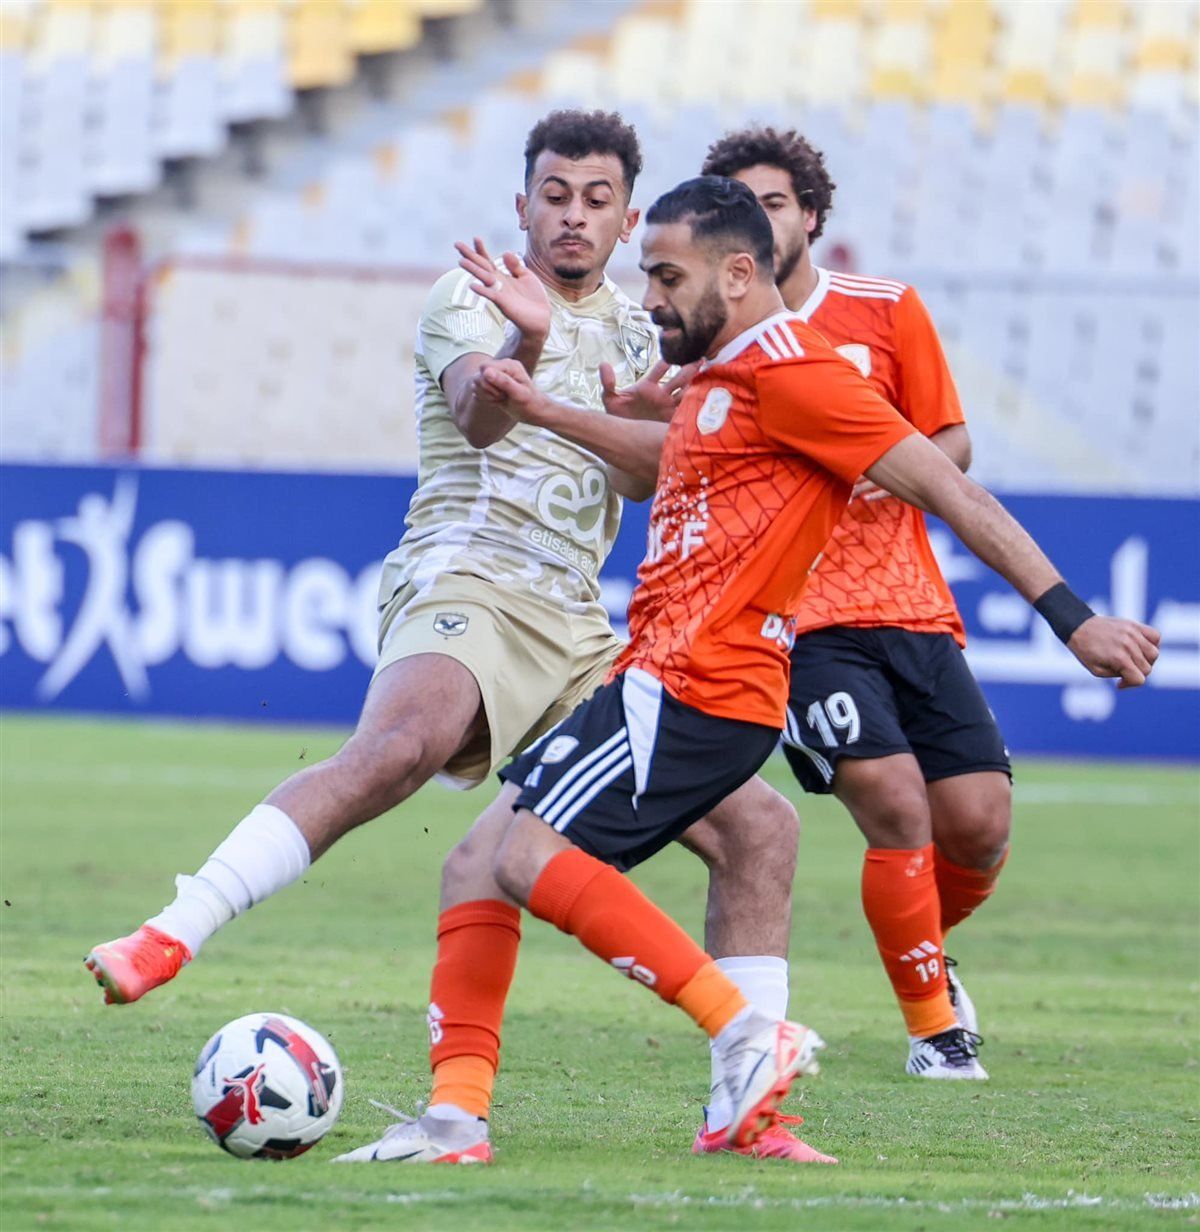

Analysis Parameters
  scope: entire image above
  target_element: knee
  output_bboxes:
[691,789,800,882]
[441,834,485,901]
[336,723,430,802]
[491,830,525,903]
[941,784,1013,870]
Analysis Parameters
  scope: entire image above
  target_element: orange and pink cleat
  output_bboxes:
[84,925,191,1005]
[693,1111,839,1163]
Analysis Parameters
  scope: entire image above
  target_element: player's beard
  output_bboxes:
[654,281,728,364]
[774,232,805,287]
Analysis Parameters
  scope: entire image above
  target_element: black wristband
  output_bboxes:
[1034,582,1095,645]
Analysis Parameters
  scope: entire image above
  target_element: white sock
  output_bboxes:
[706,955,790,1132]
[145,804,310,958]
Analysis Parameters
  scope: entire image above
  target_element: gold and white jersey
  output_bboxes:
[381,266,658,609]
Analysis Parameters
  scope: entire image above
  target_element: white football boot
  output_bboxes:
[717,1013,826,1149]
[333,1103,492,1164]
[945,957,980,1034]
[906,1027,989,1080]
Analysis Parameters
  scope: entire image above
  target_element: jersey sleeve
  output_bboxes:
[756,353,917,484]
[892,287,965,436]
[417,269,508,384]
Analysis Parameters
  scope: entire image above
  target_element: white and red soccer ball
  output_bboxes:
[192,1012,343,1159]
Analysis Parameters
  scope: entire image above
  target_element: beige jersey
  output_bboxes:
[382,266,658,609]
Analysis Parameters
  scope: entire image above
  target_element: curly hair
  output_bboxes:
[702,126,836,242]
[524,110,643,198]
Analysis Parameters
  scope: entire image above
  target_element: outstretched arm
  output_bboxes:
[865,435,1161,687]
[480,359,668,493]
[444,239,552,449]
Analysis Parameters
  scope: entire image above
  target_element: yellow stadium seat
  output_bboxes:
[288,0,354,89]
[0,4,30,52]
[811,0,865,17]
[345,0,420,54]
[1071,0,1126,28]
[869,16,931,100]
[1132,0,1196,70]
[158,1,219,64]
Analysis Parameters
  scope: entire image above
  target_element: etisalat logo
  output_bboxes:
[0,476,383,701]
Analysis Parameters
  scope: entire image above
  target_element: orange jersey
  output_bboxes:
[794,269,966,643]
[613,312,916,729]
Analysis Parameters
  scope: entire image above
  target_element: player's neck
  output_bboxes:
[778,253,819,314]
[705,286,787,358]
[523,247,605,303]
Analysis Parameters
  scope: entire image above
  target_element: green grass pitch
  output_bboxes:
[2,713,1197,1231]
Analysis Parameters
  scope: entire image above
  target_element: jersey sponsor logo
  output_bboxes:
[835,343,872,378]
[760,612,797,651]
[540,735,579,764]
[536,466,608,546]
[433,612,469,636]
[696,387,732,435]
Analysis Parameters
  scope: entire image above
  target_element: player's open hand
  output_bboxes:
[456,238,551,341]
[599,359,699,422]
[1067,616,1161,689]
[478,358,548,425]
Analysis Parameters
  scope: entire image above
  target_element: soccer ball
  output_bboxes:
[191,1012,343,1159]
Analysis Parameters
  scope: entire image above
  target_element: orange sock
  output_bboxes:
[936,846,1009,935]
[862,845,957,1039]
[528,848,748,1038]
[428,900,521,1120]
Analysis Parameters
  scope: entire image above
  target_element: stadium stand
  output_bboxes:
[1,0,1197,490]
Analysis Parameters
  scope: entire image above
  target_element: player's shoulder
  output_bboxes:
[823,269,911,304]
[421,267,498,319]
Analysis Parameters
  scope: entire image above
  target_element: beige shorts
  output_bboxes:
[375,572,623,789]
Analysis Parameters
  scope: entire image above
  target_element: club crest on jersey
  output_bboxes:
[619,322,654,374]
[433,612,469,636]
[835,343,872,378]
[696,387,733,434]
[540,735,579,764]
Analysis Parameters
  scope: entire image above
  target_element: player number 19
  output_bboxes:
[806,691,861,747]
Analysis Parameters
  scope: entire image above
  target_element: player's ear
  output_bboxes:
[802,207,817,237]
[723,251,756,300]
[516,193,529,233]
[619,205,640,244]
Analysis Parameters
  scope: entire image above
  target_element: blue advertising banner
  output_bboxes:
[1,463,1197,759]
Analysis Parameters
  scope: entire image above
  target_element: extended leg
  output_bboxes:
[86,654,484,1003]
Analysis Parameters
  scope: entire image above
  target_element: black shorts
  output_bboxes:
[501,669,780,872]
[782,627,1011,795]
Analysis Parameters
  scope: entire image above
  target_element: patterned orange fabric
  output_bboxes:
[794,271,966,643]
[613,313,915,728]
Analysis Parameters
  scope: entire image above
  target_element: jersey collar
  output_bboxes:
[795,266,831,322]
[705,310,804,367]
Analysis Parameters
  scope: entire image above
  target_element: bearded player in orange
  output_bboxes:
[701,127,1022,1078]
[337,176,1159,1164]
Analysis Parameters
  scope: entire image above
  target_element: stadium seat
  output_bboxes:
[346,0,422,55]
[90,2,159,197]
[156,1,223,159]
[288,0,354,90]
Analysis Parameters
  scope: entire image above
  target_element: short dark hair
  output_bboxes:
[523,109,643,197]
[645,176,775,275]
[702,126,836,242]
